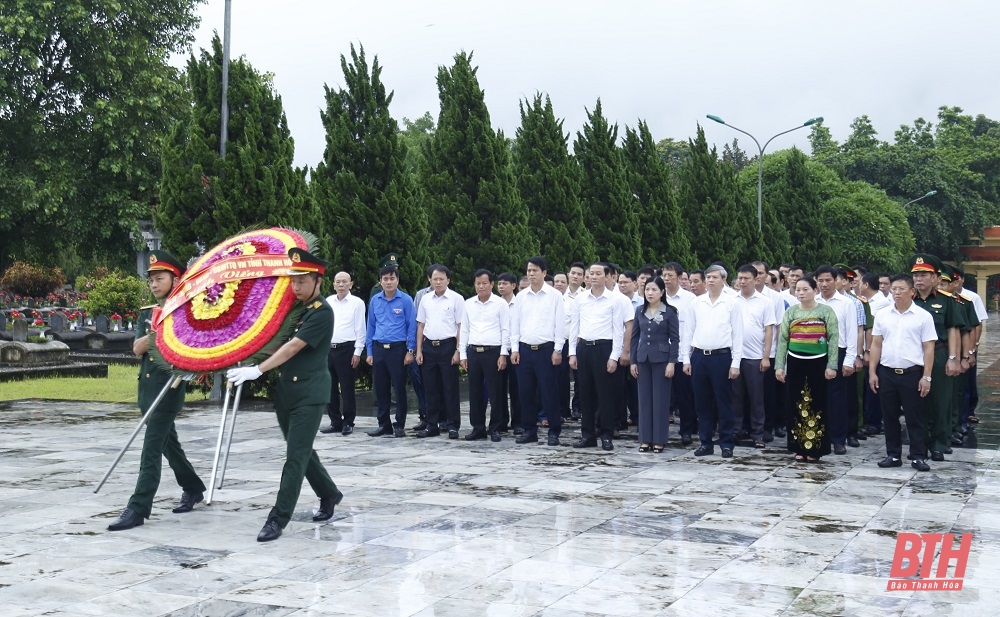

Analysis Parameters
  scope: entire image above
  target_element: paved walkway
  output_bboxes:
[2,330,1000,615]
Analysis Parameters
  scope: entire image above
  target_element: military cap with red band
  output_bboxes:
[146,250,185,278]
[909,253,942,274]
[287,247,328,276]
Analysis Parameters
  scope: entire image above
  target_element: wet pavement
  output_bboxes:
[2,330,1000,615]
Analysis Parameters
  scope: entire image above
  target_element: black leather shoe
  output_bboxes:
[393,427,405,438]
[930,451,945,462]
[694,445,713,457]
[172,491,203,514]
[847,436,860,448]
[864,425,881,436]
[762,431,774,443]
[465,429,488,441]
[548,434,560,446]
[573,438,597,448]
[367,426,392,437]
[257,518,282,542]
[490,431,501,442]
[411,420,429,432]
[721,448,733,458]
[448,430,459,440]
[877,456,902,468]
[319,425,338,434]
[833,444,847,455]
[515,433,538,444]
[911,459,930,472]
[681,434,693,445]
[951,435,964,447]
[601,439,614,451]
[943,447,953,454]
[774,427,786,438]
[313,493,344,522]
[108,508,144,531]
[342,425,354,436]
[513,427,524,437]
[856,432,868,441]
[415,427,441,438]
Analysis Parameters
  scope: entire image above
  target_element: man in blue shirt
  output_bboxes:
[366,265,417,437]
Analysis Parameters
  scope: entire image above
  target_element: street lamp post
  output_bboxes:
[903,190,938,208]
[706,115,823,232]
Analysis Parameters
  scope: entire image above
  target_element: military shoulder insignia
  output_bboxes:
[311,300,322,309]
[938,290,953,298]
[139,304,158,311]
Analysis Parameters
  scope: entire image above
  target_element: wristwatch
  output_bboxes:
[948,355,957,361]
[922,376,932,383]
[406,349,415,355]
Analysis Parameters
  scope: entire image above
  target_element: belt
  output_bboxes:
[881,365,922,375]
[331,341,355,349]
[424,337,456,347]
[580,339,612,346]
[522,342,554,351]
[375,341,405,349]
[469,345,500,353]
[694,347,730,356]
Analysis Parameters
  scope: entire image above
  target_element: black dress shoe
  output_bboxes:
[911,459,930,472]
[342,425,354,436]
[448,430,459,440]
[856,432,868,441]
[864,425,881,436]
[108,508,144,531]
[833,444,847,455]
[411,420,429,432]
[943,447,953,454]
[513,427,524,437]
[319,425,338,434]
[601,439,614,451]
[847,436,860,448]
[392,427,406,438]
[465,429,488,441]
[762,431,774,443]
[367,426,392,437]
[930,451,945,462]
[774,427,786,438]
[573,438,597,448]
[877,456,902,468]
[694,445,713,457]
[313,493,344,521]
[548,434,560,446]
[721,448,733,458]
[681,434,693,445]
[415,427,441,438]
[172,491,204,514]
[490,431,501,442]
[951,435,965,447]
[257,518,283,542]
[515,433,538,444]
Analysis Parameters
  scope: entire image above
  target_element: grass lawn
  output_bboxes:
[0,364,212,404]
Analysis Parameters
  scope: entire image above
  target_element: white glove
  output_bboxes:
[227,366,263,385]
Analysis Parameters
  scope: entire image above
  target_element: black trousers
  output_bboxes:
[326,344,357,428]
[732,358,766,441]
[500,363,519,430]
[673,369,697,436]
[577,340,617,441]
[517,342,561,437]
[558,341,572,418]
[421,338,461,431]
[692,351,736,450]
[468,346,503,432]
[827,348,849,445]
[373,342,407,429]
[762,361,779,432]
[878,366,927,460]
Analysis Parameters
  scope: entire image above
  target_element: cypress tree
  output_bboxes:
[312,44,429,291]
[513,93,593,271]
[621,121,695,267]
[574,100,639,267]
[421,52,536,293]
[758,148,832,268]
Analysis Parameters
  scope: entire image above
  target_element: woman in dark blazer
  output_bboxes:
[629,277,679,452]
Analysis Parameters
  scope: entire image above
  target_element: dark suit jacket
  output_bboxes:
[630,303,679,364]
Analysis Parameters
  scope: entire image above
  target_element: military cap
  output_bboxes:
[909,253,942,275]
[833,263,856,279]
[287,247,328,276]
[378,253,400,269]
[146,250,185,278]
[939,264,954,282]
[952,265,965,278]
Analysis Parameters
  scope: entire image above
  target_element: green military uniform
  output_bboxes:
[911,255,966,455]
[940,265,979,438]
[127,253,206,520]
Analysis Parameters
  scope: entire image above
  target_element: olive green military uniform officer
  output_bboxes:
[227,247,343,542]
[911,254,966,461]
[108,251,207,532]
[939,265,979,445]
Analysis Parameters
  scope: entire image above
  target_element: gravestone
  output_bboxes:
[26,298,36,308]
[95,315,110,333]
[11,318,28,343]
[48,313,67,332]
[0,312,6,332]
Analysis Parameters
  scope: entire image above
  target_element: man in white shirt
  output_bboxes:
[753,261,786,442]
[496,272,520,434]
[460,269,510,442]
[859,272,891,436]
[733,265,777,447]
[780,266,804,308]
[688,270,707,297]
[322,271,367,436]
[663,262,698,444]
[604,263,636,431]
[510,256,565,446]
[415,265,464,439]
[564,262,586,420]
[814,265,858,455]
[569,263,625,451]
[680,264,744,458]
[869,274,936,471]
[953,267,988,429]
[619,270,642,311]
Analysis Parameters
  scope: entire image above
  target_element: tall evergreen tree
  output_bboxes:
[421,52,536,292]
[513,94,593,270]
[157,35,315,263]
[621,121,694,267]
[574,100,639,267]
[312,44,429,291]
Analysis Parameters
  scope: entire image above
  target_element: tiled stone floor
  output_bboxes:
[2,327,1000,615]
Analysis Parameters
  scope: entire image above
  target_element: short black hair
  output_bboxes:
[473,269,494,283]
[751,260,768,271]
[425,264,437,278]
[797,276,818,291]
[890,273,914,288]
[591,262,612,277]
[689,269,705,281]
[814,265,837,279]
[861,273,880,290]
[621,270,637,282]
[497,272,517,285]
[428,264,451,279]
[638,266,656,278]
[779,263,792,270]
[788,265,804,274]
[543,274,554,283]
[661,262,685,275]
[569,262,586,273]
[606,262,619,276]
[553,271,568,281]
[526,256,549,273]
[379,265,399,279]
[737,264,758,277]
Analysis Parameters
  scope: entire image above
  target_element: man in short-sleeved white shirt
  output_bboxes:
[733,265,777,446]
[323,271,367,435]
[415,265,464,438]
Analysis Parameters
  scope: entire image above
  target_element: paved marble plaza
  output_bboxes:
[2,376,1000,616]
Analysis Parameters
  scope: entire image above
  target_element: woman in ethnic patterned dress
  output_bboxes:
[774,276,840,462]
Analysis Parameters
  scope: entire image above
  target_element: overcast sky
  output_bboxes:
[181,0,1000,169]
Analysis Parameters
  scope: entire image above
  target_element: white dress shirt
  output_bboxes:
[761,286,785,359]
[872,302,937,368]
[780,288,796,309]
[459,293,510,360]
[817,291,858,367]
[325,293,367,355]
[961,289,988,322]
[680,292,744,368]
[867,291,892,316]
[568,288,626,359]
[417,288,464,341]
[510,283,566,352]
[737,290,778,360]
[609,287,636,323]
